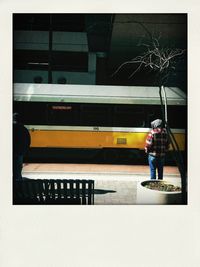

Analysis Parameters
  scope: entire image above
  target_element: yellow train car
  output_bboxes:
[13,83,186,164]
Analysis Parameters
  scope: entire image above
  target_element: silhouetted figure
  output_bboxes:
[13,113,31,180]
[145,119,169,179]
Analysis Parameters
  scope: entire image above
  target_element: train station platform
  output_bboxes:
[22,163,181,205]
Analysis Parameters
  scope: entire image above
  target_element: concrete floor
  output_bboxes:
[22,163,181,205]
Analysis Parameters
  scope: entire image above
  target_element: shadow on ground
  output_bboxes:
[94,189,116,194]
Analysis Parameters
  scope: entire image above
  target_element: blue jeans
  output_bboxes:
[148,154,165,179]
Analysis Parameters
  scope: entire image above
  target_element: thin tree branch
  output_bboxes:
[112,38,185,80]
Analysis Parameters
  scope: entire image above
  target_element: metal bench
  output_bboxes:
[14,179,94,205]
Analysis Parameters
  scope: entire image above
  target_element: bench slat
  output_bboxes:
[14,179,94,205]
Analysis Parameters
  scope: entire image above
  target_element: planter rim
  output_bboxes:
[140,180,182,195]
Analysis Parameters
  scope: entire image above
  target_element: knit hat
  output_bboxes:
[151,119,163,129]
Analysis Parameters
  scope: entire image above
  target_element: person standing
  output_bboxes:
[145,119,169,180]
[13,113,31,180]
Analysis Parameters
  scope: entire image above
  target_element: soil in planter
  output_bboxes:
[143,181,181,192]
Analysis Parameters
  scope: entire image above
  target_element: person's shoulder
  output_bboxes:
[14,122,29,134]
[151,128,158,134]
[161,128,167,133]
[148,129,154,134]
[13,122,21,130]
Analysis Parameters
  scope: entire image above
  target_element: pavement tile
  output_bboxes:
[22,163,181,205]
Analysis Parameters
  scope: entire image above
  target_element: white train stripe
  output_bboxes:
[25,125,185,134]
[14,83,186,105]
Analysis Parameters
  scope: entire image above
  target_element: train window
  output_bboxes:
[167,106,187,129]
[113,105,145,127]
[47,103,80,125]
[80,104,111,126]
[145,105,187,129]
[146,105,163,128]
[13,102,48,125]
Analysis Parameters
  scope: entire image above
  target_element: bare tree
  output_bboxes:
[112,34,187,204]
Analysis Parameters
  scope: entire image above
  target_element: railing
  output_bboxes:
[14,179,94,205]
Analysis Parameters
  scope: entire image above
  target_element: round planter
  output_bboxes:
[136,180,182,205]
